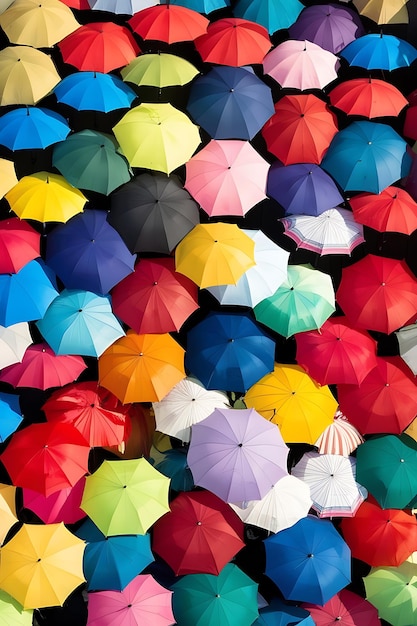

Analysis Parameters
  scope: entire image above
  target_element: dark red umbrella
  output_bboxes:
[128,5,209,44]
[0,217,40,274]
[302,588,381,626]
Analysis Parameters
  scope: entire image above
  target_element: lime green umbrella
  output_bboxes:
[121,52,199,87]
[254,264,335,338]
[0,590,32,625]
[364,563,417,626]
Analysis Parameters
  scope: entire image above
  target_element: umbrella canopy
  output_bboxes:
[171,0,228,12]
[121,52,199,88]
[0,217,40,274]
[349,186,417,235]
[0,590,32,625]
[244,363,337,444]
[186,65,275,140]
[187,407,289,503]
[264,515,351,605]
[0,107,70,151]
[0,322,32,370]
[98,330,186,403]
[329,77,408,118]
[256,598,314,626]
[152,490,245,575]
[54,72,136,112]
[0,391,23,442]
[396,320,417,374]
[22,476,86,525]
[302,588,381,626]
[314,410,365,456]
[0,158,17,197]
[363,564,417,626]
[80,457,170,536]
[113,102,201,174]
[0,484,18,544]
[233,0,304,35]
[171,563,259,626]
[185,311,275,392]
[128,4,209,43]
[340,33,417,70]
[153,448,195,492]
[88,0,159,13]
[353,0,409,25]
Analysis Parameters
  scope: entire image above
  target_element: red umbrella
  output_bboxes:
[261,94,338,165]
[336,254,417,335]
[0,421,90,497]
[111,257,199,335]
[0,217,40,274]
[295,316,378,386]
[194,17,271,66]
[128,5,209,44]
[42,381,131,448]
[58,22,140,72]
[329,77,408,119]
[340,498,417,567]
[404,105,417,141]
[302,588,381,626]
[152,490,245,576]
[349,186,417,235]
[337,356,417,435]
[22,476,87,525]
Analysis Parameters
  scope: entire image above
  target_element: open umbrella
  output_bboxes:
[363,564,417,626]
[153,448,195,492]
[302,588,381,626]
[0,322,32,370]
[349,186,417,235]
[396,320,417,374]
[128,4,209,43]
[0,217,40,274]
[88,0,159,13]
[0,159,17,198]
[0,484,18,544]
[329,78,408,118]
[314,410,364,456]
[340,33,417,70]
[22,476,86,525]
[171,0,228,12]
[121,52,199,88]
[0,590,32,626]
[233,0,304,34]
[353,0,409,25]
[256,598,314,626]
[0,391,23,442]
[53,72,136,112]
[0,107,70,151]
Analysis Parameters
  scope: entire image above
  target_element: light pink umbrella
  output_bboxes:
[314,410,364,457]
[87,574,175,626]
[22,476,87,525]
[263,39,340,91]
[185,139,269,217]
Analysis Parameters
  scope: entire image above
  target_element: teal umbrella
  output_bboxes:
[233,0,304,34]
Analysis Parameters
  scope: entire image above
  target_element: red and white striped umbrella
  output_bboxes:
[314,410,364,456]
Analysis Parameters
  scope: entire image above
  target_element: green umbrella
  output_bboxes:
[171,563,259,626]
[364,563,417,626]
[52,129,132,196]
[254,264,335,338]
[121,52,199,88]
[0,590,32,625]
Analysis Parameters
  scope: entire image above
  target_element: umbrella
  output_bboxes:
[314,410,365,456]
[294,316,378,386]
[353,0,409,24]
[186,65,275,140]
[0,107,70,151]
[184,139,270,218]
[0,342,86,390]
[185,311,275,392]
[87,574,175,626]
[0,217,40,274]
[0,421,90,496]
[0,484,18,544]
[280,208,365,256]
[0,391,23,442]
[0,322,32,370]
[128,4,209,43]
[36,289,125,358]
[0,590,32,625]
[0,0,79,48]
[0,158,17,197]
[404,104,417,141]
[230,474,312,533]
[206,229,289,308]
[5,172,86,223]
[175,222,256,289]
[153,448,195,492]
[337,356,417,435]
[363,564,417,626]
[194,17,271,66]
[291,451,367,518]
[88,0,159,12]
[0,522,85,610]
[45,209,136,295]
[396,320,417,374]
[152,376,230,443]
[302,588,381,626]
[75,519,154,592]
[110,257,199,334]
[264,515,351,605]
[53,72,136,112]
[171,563,259,626]
[0,46,61,106]
[256,598,314,626]
[244,363,337,445]
[233,0,304,34]
[321,121,412,194]
[336,254,417,334]
[80,457,170,536]
[22,476,86,525]
[108,172,200,255]
[266,162,344,216]
[329,78,408,118]
[58,22,140,73]
[121,53,199,88]
[340,33,417,70]
[263,39,339,91]
[187,406,289,503]
[42,381,130,449]
[288,3,365,54]
[253,264,336,339]
[98,330,186,403]
[170,0,228,12]
[152,490,245,575]
[113,102,201,174]
[349,186,417,235]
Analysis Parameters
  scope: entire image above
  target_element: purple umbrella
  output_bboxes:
[288,3,365,54]
[267,162,344,216]
[187,407,289,504]
[45,210,136,295]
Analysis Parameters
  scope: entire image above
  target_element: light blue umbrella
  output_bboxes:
[233,0,304,35]
[36,289,125,357]
[0,107,70,150]
[340,33,417,70]
[0,392,22,443]
[169,0,229,13]
[53,72,137,112]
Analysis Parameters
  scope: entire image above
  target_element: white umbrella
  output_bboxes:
[314,410,364,456]
[88,0,159,14]
[395,321,417,375]
[0,322,32,369]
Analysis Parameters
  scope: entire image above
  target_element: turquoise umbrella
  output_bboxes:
[233,0,304,34]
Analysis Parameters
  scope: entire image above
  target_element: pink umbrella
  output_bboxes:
[314,410,364,457]
[22,476,87,525]
[302,588,381,626]
[185,140,269,217]
[87,574,175,626]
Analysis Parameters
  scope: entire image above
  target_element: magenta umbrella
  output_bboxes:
[22,476,87,525]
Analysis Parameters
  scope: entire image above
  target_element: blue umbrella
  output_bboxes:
[45,210,136,295]
[0,392,22,443]
[185,311,275,392]
[154,448,195,492]
[187,66,274,140]
[264,515,351,605]
[233,0,304,35]
[53,72,137,112]
[75,518,154,592]
[36,289,125,358]
[0,259,59,327]
[340,33,417,70]
[0,107,70,150]
[170,0,229,13]
[255,598,314,626]
[321,120,412,194]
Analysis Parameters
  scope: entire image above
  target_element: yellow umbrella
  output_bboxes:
[0,0,80,48]
[0,0,14,13]
[244,363,337,444]
[0,158,17,198]
[5,172,87,223]
[0,46,61,106]
[0,522,85,610]
[353,0,409,24]
[112,102,201,174]
[175,222,256,288]
[0,484,17,545]
[121,53,200,88]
